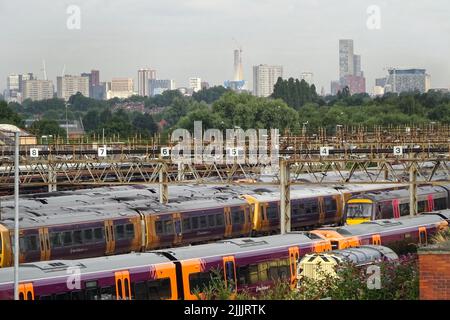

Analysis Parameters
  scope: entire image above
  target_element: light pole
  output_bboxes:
[13,130,20,300]
[65,102,70,144]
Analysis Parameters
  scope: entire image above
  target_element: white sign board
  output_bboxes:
[161,147,171,158]
[30,148,39,158]
[98,147,107,157]
[393,146,403,156]
[320,147,330,157]
[228,147,244,157]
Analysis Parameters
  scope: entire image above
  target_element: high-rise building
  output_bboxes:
[335,39,366,94]
[138,68,157,96]
[6,74,20,91]
[149,79,175,96]
[252,64,283,97]
[22,80,54,101]
[331,80,342,96]
[107,78,134,99]
[189,77,202,93]
[300,72,314,85]
[57,75,90,100]
[5,73,36,103]
[339,39,354,79]
[385,68,431,93]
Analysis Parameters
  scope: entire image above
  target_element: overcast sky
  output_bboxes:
[1,0,449,93]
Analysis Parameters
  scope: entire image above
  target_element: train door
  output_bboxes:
[261,203,270,233]
[104,220,115,255]
[173,213,182,246]
[18,283,34,300]
[39,228,51,261]
[318,197,325,225]
[392,199,400,218]
[419,227,427,246]
[427,195,434,211]
[114,271,132,300]
[288,247,300,288]
[224,208,232,237]
[372,234,381,245]
[223,256,237,294]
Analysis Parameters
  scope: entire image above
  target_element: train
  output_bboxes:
[0,212,448,300]
[2,183,449,267]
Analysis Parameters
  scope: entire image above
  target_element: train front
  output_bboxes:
[344,199,374,225]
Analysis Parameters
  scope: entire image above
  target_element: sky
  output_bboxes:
[1,0,449,94]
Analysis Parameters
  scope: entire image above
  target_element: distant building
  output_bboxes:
[252,64,283,97]
[300,72,314,85]
[5,74,35,103]
[385,68,431,93]
[189,77,202,93]
[234,49,244,81]
[107,78,134,99]
[339,39,354,79]
[201,81,210,90]
[81,70,100,98]
[0,124,37,145]
[341,75,366,94]
[92,82,106,100]
[57,75,90,100]
[138,68,157,96]
[330,80,342,96]
[149,79,175,96]
[22,80,54,101]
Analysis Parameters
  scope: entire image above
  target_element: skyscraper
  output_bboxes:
[138,68,157,96]
[189,77,202,93]
[106,78,134,99]
[149,79,175,96]
[253,64,283,97]
[300,72,314,85]
[339,39,354,79]
[337,39,366,94]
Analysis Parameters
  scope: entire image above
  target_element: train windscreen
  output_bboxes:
[346,203,372,219]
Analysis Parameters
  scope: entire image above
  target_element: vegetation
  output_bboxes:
[0,101,23,127]
[196,255,419,300]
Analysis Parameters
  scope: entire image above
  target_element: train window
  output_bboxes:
[189,272,214,295]
[380,203,394,219]
[73,230,83,245]
[20,235,39,252]
[182,218,191,231]
[292,206,300,217]
[84,288,99,300]
[258,263,269,282]
[231,211,241,225]
[199,216,207,229]
[267,205,278,220]
[208,215,216,227]
[94,228,104,241]
[83,229,93,243]
[418,201,427,213]
[268,261,279,281]
[237,266,249,285]
[55,292,70,300]
[216,214,224,227]
[434,198,447,210]
[148,278,171,300]
[155,221,163,235]
[298,203,306,215]
[325,198,337,212]
[134,282,148,300]
[311,201,318,214]
[62,231,73,246]
[99,286,115,300]
[399,203,410,217]
[164,220,174,235]
[50,233,62,247]
[27,291,33,300]
[115,225,125,240]
[125,224,135,239]
[304,202,313,214]
[192,217,199,230]
[19,292,24,300]
[249,264,259,284]
[70,291,84,300]
[124,278,130,298]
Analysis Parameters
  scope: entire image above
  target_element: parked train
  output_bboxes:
[0,212,448,300]
[0,183,409,267]
[0,183,446,267]
[344,185,450,224]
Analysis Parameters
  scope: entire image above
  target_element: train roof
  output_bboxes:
[325,214,446,237]
[349,185,448,202]
[0,251,171,285]
[156,232,321,261]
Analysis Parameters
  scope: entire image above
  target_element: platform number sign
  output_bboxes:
[161,147,171,158]
[320,147,330,157]
[30,148,39,158]
[98,147,107,157]
[393,146,403,156]
[228,147,244,157]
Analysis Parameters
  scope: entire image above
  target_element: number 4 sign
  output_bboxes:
[320,147,330,156]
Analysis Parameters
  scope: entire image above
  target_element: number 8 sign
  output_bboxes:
[30,148,39,158]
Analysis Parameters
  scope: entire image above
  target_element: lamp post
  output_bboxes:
[65,102,71,144]
[13,130,20,300]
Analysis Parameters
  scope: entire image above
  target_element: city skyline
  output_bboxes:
[1,0,450,93]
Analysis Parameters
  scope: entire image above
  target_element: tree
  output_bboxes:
[192,86,230,104]
[29,119,65,137]
[132,113,158,137]
[0,101,23,127]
